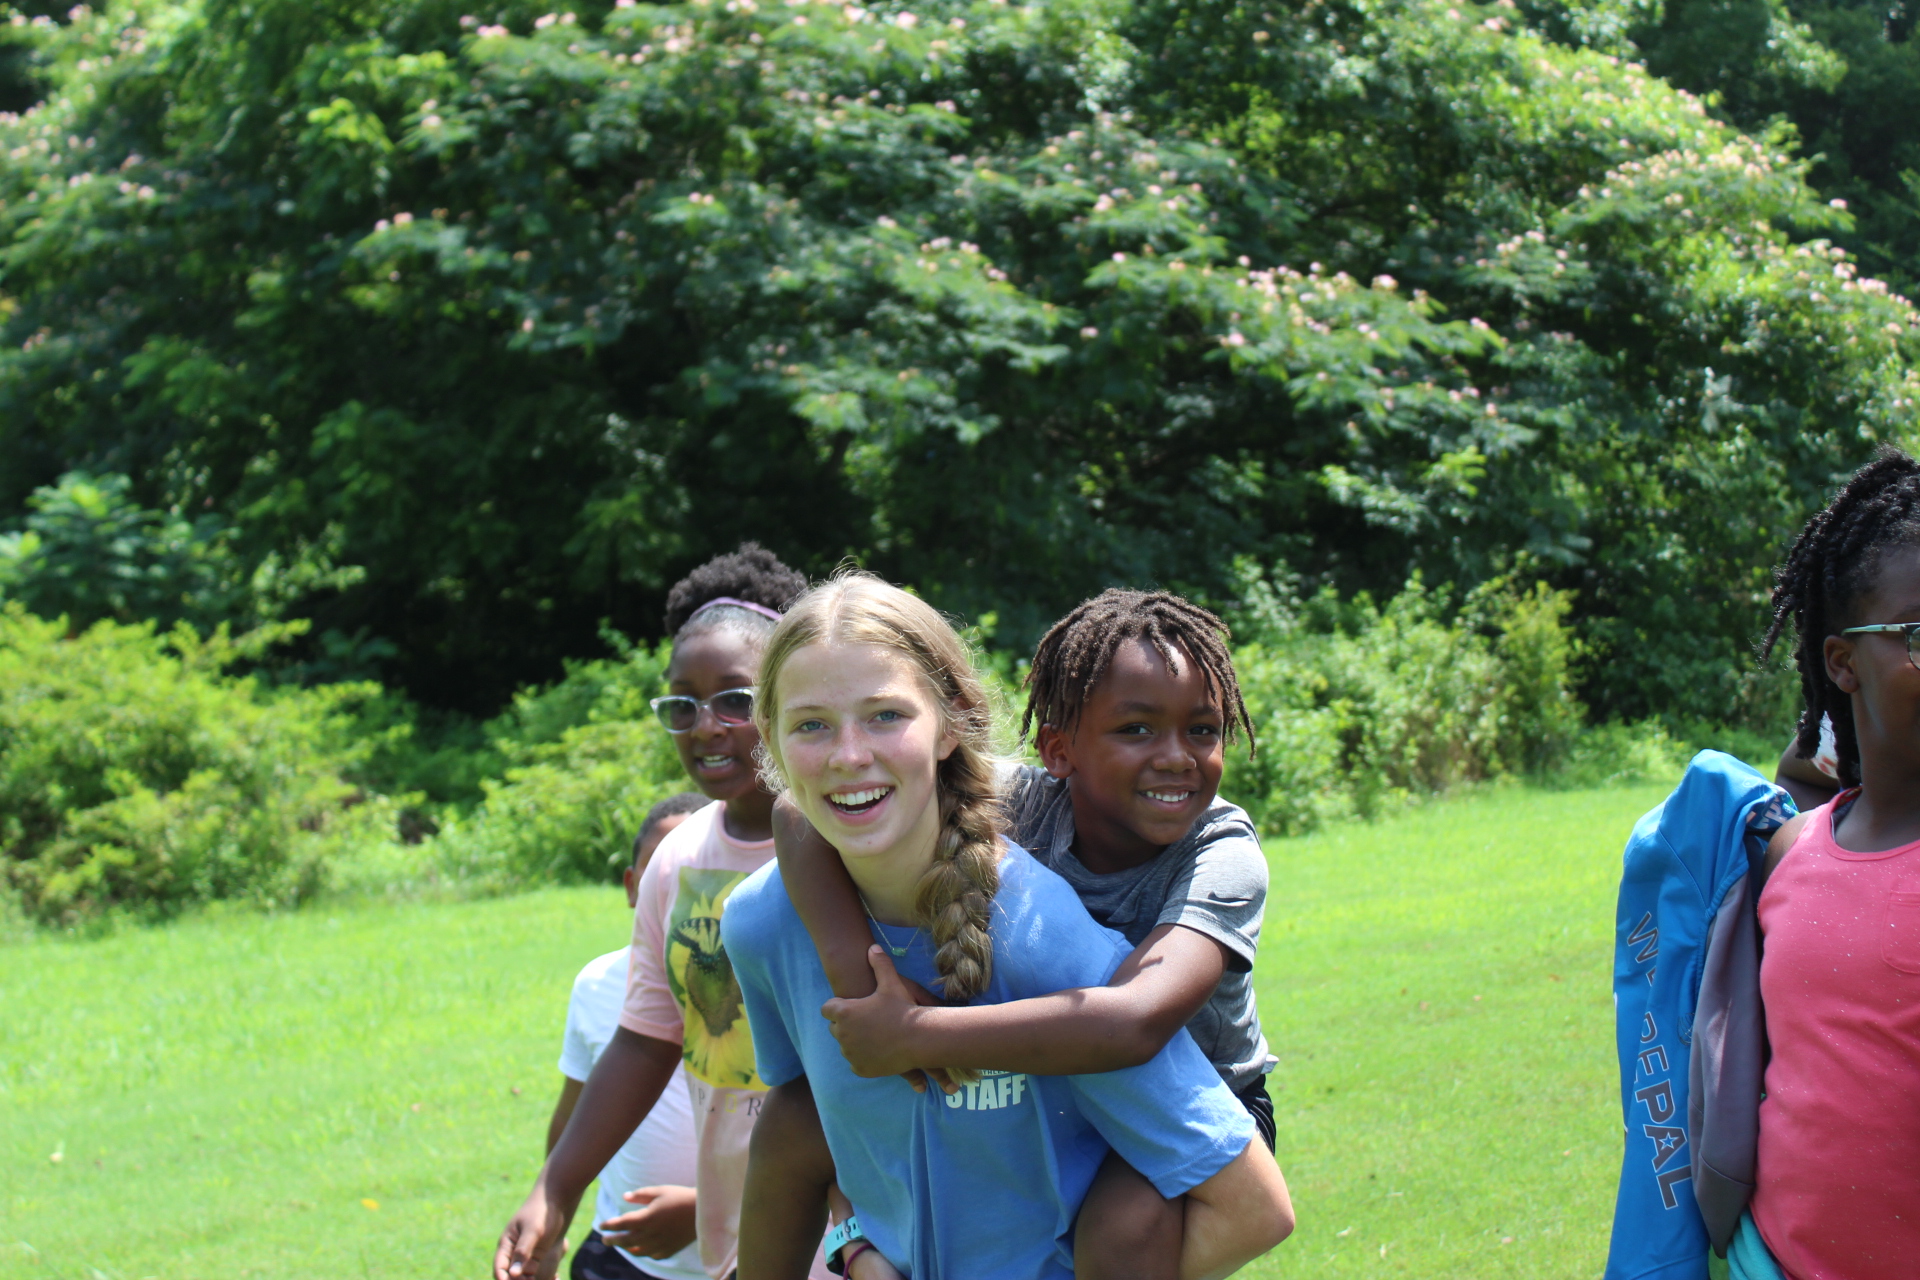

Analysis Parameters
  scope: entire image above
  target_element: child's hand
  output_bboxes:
[598,1184,697,1258]
[821,947,953,1088]
[493,1185,572,1280]
[847,1243,908,1280]
[899,1064,959,1095]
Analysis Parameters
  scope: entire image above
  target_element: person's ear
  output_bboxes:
[936,698,965,761]
[1824,634,1863,695]
[1035,722,1075,779]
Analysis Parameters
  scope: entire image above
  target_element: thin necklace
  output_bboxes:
[857,893,913,957]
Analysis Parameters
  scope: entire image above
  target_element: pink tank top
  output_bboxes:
[1751,794,1920,1280]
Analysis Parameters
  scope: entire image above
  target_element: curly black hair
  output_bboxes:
[661,542,808,637]
[1761,446,1920,787]
[1021,588,1254,753]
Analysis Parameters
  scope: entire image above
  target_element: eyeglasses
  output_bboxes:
[1841,622,1920,669]
[649,687,757,734]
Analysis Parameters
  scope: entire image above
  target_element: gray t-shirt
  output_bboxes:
[1004,764,1276,1094]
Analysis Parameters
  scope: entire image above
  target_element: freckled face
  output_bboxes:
[774,642,957,872]
[666,628,766,805]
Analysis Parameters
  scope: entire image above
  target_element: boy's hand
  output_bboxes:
[821,947,955,1090]
[599,1185,697,1258]
[494,1184,572,1280]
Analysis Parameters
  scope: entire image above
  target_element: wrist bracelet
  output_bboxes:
[839,1241,875,1275]
[824,1215,867,1276]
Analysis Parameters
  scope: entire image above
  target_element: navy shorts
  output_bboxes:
[1236,1074,1276,1151]
[571,1231,673,1280]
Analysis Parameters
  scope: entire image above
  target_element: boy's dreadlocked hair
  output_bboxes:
[1021,588,1255,752]
[1761,446,1920,787]
[662,541,808,637]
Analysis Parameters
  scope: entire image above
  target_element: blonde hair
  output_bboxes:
[755,571,1004,1003]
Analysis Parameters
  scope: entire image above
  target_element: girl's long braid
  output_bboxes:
[916,719,1002,1005]
[1021,589,1255,750]
[1762,447,1920,787]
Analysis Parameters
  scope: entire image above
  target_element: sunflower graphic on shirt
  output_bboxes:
[665,867,766,1089]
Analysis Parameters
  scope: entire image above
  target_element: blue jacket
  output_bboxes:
[1605,751,1793,1280]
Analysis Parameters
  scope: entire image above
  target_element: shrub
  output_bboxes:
[429,640,690,887]
[1551,721,1692,791]
[0,472,240,633]
[1225,577,1589,835]
[0,607,402,925]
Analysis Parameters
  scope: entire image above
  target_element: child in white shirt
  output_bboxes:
[550,793,710,1280]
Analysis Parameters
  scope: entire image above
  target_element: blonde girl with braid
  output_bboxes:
[721,572,1293,1280]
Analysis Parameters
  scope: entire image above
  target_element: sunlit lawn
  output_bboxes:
[1249,782,1668,1279]
[1,781,1668,1279]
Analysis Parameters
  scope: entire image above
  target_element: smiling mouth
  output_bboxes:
[697,754,736,770]
[828,786,893,814]
[1142,788,1194,805]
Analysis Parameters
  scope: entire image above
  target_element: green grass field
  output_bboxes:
[1,782,1666,1279]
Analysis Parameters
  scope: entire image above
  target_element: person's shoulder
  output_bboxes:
[1002,761,1057,802]
[988,840,1087,933]
[1004,762,1066,827]
[1765,805,1823,879]
[1196,795,1260,847]
[728,857,789,910]
[994,839,1080,909]
[572,946,630,993]
[1187,798,1266,873]
[989,842,1126,984]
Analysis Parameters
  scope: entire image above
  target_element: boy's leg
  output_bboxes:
[738,1078,837,1280]
[1074,1151,1184,1280]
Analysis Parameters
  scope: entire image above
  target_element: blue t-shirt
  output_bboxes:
[723,842,1254,1280]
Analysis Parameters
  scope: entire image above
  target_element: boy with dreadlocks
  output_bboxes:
[746,588,1277,1279]
[1732,446,1920,1279]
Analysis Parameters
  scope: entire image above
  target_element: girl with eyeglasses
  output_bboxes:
[1738,447,1920,1280]
[497,544,839,1280]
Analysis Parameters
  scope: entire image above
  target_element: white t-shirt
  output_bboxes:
[560,947,705,1280]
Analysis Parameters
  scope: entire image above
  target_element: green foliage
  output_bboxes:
[336,689,503,811]
[1134,0,1920,725]
[1629,0,1920,300]
[340,630,684,813]
[429,639,690,886]
[0,470,241,632]
[1225,577,1590,833]
[0,3,71,115]
[0,468,378,688]
[0,606,403,925]
[1551,717,1691,787]
[0,0,1905,728]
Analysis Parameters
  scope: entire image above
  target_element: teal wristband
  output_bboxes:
[824,1215,867,1275]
